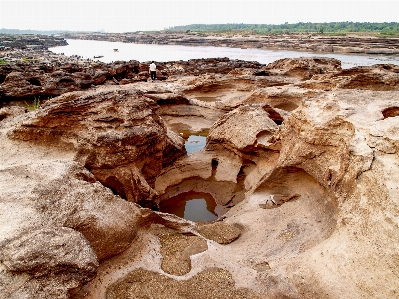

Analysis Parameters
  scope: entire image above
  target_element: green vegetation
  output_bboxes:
[25,96,40,111]
[0,59,8,64]
[166,22,399,36]
[20,57,40,63]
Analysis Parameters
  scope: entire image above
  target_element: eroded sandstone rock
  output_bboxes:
[303,64,399,91]
[8,88,186,203]
[206,104,282,154]
[0,227,98,278]
[2,51,399,299]
[266,57,342,80]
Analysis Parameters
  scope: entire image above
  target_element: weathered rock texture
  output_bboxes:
[1,50,399,299]
[0,34,67,49]
[8,88,185,203]
[0,50,264,103]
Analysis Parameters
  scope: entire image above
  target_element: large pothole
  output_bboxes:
[159,191,225,222]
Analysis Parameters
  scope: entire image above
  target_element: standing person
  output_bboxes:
[149,61,156,82]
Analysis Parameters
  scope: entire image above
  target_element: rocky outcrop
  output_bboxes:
[8,88,186,202]
[0,50,264,102]
[1,50,399,299]
[265,56,342,79]
[303,63,399,90]
[0,227,98,278]
[0,154,143,298]
[0,52,144,99]
[0,34,67,49]
[206,104,283,155]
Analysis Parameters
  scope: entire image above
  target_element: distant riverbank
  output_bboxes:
[61,32,399,55]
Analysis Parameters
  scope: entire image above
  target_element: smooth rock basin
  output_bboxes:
[159,191,226,222]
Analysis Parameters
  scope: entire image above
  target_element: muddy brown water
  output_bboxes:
[159,191,226,222]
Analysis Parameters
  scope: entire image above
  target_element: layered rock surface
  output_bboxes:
[1,50,399,299]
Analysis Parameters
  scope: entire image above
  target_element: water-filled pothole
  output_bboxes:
[159,191,226,222]
[178,129,209,154]
[185,135,206,154]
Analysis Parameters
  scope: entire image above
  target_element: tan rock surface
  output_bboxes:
[1,53,399,299]
[196,222,241,244]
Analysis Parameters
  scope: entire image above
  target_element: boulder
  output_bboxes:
[0,227,98,279]
[206,104,281,154]
[304,64,399,91]
[266,57,342,80]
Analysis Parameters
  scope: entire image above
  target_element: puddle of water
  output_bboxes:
[185,135,206,154]
[159,191,225,222]
[178,129,209,139]
[176,129,208,154]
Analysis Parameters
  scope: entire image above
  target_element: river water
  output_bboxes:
[50,39,399,69]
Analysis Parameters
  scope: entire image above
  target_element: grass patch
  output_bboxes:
[0,59,8,64]
[25,96,40,111]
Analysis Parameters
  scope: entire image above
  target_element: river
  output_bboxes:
[49,39,399,69]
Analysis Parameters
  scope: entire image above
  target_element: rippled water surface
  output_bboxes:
[50,39,399,69]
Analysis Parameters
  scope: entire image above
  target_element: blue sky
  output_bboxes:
[1,0,398,32]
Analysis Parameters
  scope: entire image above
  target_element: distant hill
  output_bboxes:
[167,22,399,35]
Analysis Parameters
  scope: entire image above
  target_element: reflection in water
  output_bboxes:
[178,129,209,139]
[185,135,206,154]
[159,191,225,222]
[177,129,209,154]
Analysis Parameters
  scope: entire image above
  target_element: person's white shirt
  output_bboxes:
[149,63,156,71]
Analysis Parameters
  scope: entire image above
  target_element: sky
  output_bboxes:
[0,0,398,33]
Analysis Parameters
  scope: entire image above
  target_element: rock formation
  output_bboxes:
[1,47,399,299]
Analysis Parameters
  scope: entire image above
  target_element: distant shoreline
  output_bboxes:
[60,32,399,56]
[1,31,399,56]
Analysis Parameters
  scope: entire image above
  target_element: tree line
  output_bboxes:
[166,22,399,35]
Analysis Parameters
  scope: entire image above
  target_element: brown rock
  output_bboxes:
[206,104,281,154]
[0,227,98,278]
[8,88,186,202]
[266,57,342,80]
